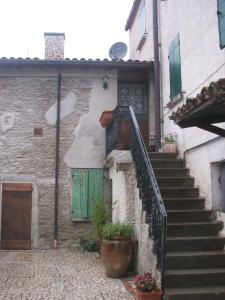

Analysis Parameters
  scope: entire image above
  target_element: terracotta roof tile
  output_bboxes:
[170,78,225,124]
[0,57,151,66]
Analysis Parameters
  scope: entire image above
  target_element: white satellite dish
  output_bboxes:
[109,42,127,60]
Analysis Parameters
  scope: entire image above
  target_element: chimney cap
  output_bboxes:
[44,32,65,39]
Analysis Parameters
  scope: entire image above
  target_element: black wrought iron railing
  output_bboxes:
[106,105,167,287]
[129,106,167,287]
[106,106,131,155]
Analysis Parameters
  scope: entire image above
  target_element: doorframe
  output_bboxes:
[0,175,39,249]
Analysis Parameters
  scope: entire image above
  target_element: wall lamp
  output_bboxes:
[102,76,109,89]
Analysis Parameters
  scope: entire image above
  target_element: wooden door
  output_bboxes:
[1,183,32,250]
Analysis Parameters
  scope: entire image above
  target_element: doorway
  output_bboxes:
[1,182,32,249]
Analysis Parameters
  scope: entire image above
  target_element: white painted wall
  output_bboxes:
[64,72,117,168]
[127,0,225,219]
[128,0,154,61]
[105,150,160,283]
[159,0,225,216]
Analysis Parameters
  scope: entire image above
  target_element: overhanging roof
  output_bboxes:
[0,57,153,70]
[170,78,225,137]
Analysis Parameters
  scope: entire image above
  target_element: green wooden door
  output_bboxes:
[72,169,103,220]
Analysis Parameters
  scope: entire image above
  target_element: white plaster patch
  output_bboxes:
[64,114,104,168]
[0,112,15,133]
[45,92,77,126]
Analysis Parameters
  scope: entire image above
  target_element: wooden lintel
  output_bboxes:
[196,124,225,137]
[3,183,33,192]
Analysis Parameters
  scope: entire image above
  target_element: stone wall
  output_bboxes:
[0,67,117,249]
[105,150,160,282]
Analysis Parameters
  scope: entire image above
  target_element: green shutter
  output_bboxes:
[168,34,182,99]
[218,0,225,48]
[169,43,175,99]
[72,169,103,220]
[88,169,104,218]
[72,170,88,219]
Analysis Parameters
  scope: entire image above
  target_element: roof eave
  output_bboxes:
[125,0,141,31]
[0,58,153,69]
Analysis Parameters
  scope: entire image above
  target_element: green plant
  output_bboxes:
[134,273,159,292]
[102,223,134,240]
[80,237,99,252]
[91,201,110,243]
[163,132,177,143]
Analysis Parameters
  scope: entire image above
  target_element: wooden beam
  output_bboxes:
[197,124,225,137]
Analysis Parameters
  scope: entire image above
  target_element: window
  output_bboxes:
[72,169,103,220]
[139,0,146,38]
[217,0,225,49]
[168,34,182,99]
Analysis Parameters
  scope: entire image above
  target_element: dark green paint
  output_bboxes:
[218,0,225,49]
[168,34,182,99]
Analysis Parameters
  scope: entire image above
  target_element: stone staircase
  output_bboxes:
[149,152,225,300]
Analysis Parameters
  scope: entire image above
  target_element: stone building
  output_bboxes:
[0,32,154,250]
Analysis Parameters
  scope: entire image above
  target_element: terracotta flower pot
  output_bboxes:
[163,142,177,153]
[135,289,163,300]
[101,239,133,278]
[99,110,114,128]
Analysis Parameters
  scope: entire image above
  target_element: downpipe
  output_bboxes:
[54,73,61,249]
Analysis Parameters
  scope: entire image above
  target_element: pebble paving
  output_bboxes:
[0,250,134,300]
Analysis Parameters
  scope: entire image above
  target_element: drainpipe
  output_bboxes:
[153,0,161,151]
[54,73,61,249]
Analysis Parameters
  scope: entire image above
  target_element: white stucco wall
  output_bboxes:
[128,0,154,61]
[127,0,225,225]
[159,0,225,214]
[64,71,117,168]
[105,150,160,283]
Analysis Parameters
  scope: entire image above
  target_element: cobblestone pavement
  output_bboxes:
[0,250,134,300]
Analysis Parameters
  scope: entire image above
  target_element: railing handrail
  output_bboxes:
[105,105,167,287]
[129,106,167,288]
[129,106,167,217]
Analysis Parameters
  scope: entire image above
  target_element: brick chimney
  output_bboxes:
[44,32,65,60]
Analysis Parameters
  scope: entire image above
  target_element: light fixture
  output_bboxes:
[102,76,109,89]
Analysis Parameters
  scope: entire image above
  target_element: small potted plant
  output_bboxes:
[163,132,177,153]
[134,273,163,300]
[99,109,114,127]
[101,223,134,278]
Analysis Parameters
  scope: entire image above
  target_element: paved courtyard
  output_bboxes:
[0,250,134,300]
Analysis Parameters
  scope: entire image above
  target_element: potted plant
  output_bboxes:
[162,132,177,153]
[101,223,134,278]
[91,201,111,252]
[99,109,114,127]
[134,273,163,300]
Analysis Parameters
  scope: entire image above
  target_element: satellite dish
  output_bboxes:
[109,42,127,60]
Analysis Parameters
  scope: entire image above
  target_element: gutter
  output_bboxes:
[153,0,161,151]
[54,73,61,249]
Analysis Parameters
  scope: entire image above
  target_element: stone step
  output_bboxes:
[157,177,194,188]
[165,268,225,288]
[167,221,223,237]
[160,187,199,198]
[166,251,225,269]
[164,286,225,300]
[164,198,205,210]
[148,152,178,160]
[151,159,184,169]
[167,236,225,252]
[154,168,189,177]
[167,210,216,223]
